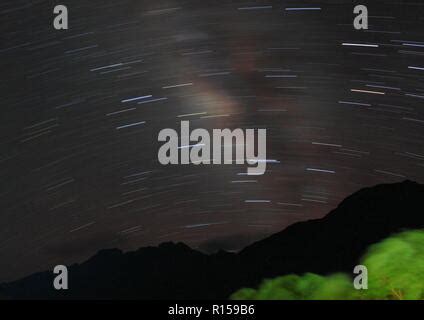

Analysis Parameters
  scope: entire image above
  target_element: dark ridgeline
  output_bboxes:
[1,180,423,300]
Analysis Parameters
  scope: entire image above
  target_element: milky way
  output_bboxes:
[1,0,424,281]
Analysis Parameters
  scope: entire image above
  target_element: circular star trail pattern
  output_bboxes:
[1,0,424,281]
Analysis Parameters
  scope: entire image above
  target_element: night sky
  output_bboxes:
[1,0,424,282]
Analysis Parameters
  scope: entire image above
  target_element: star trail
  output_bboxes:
[1,0,424,281]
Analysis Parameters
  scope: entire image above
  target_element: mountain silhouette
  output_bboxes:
[1,180,423,300]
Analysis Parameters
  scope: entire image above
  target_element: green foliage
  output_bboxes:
[232,273,357,300]
[231,230,424,300]
[363,229,424,300]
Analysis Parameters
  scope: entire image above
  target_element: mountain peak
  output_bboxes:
[2,181,423,300]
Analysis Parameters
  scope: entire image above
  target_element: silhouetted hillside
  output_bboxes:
[1,180,423,300]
